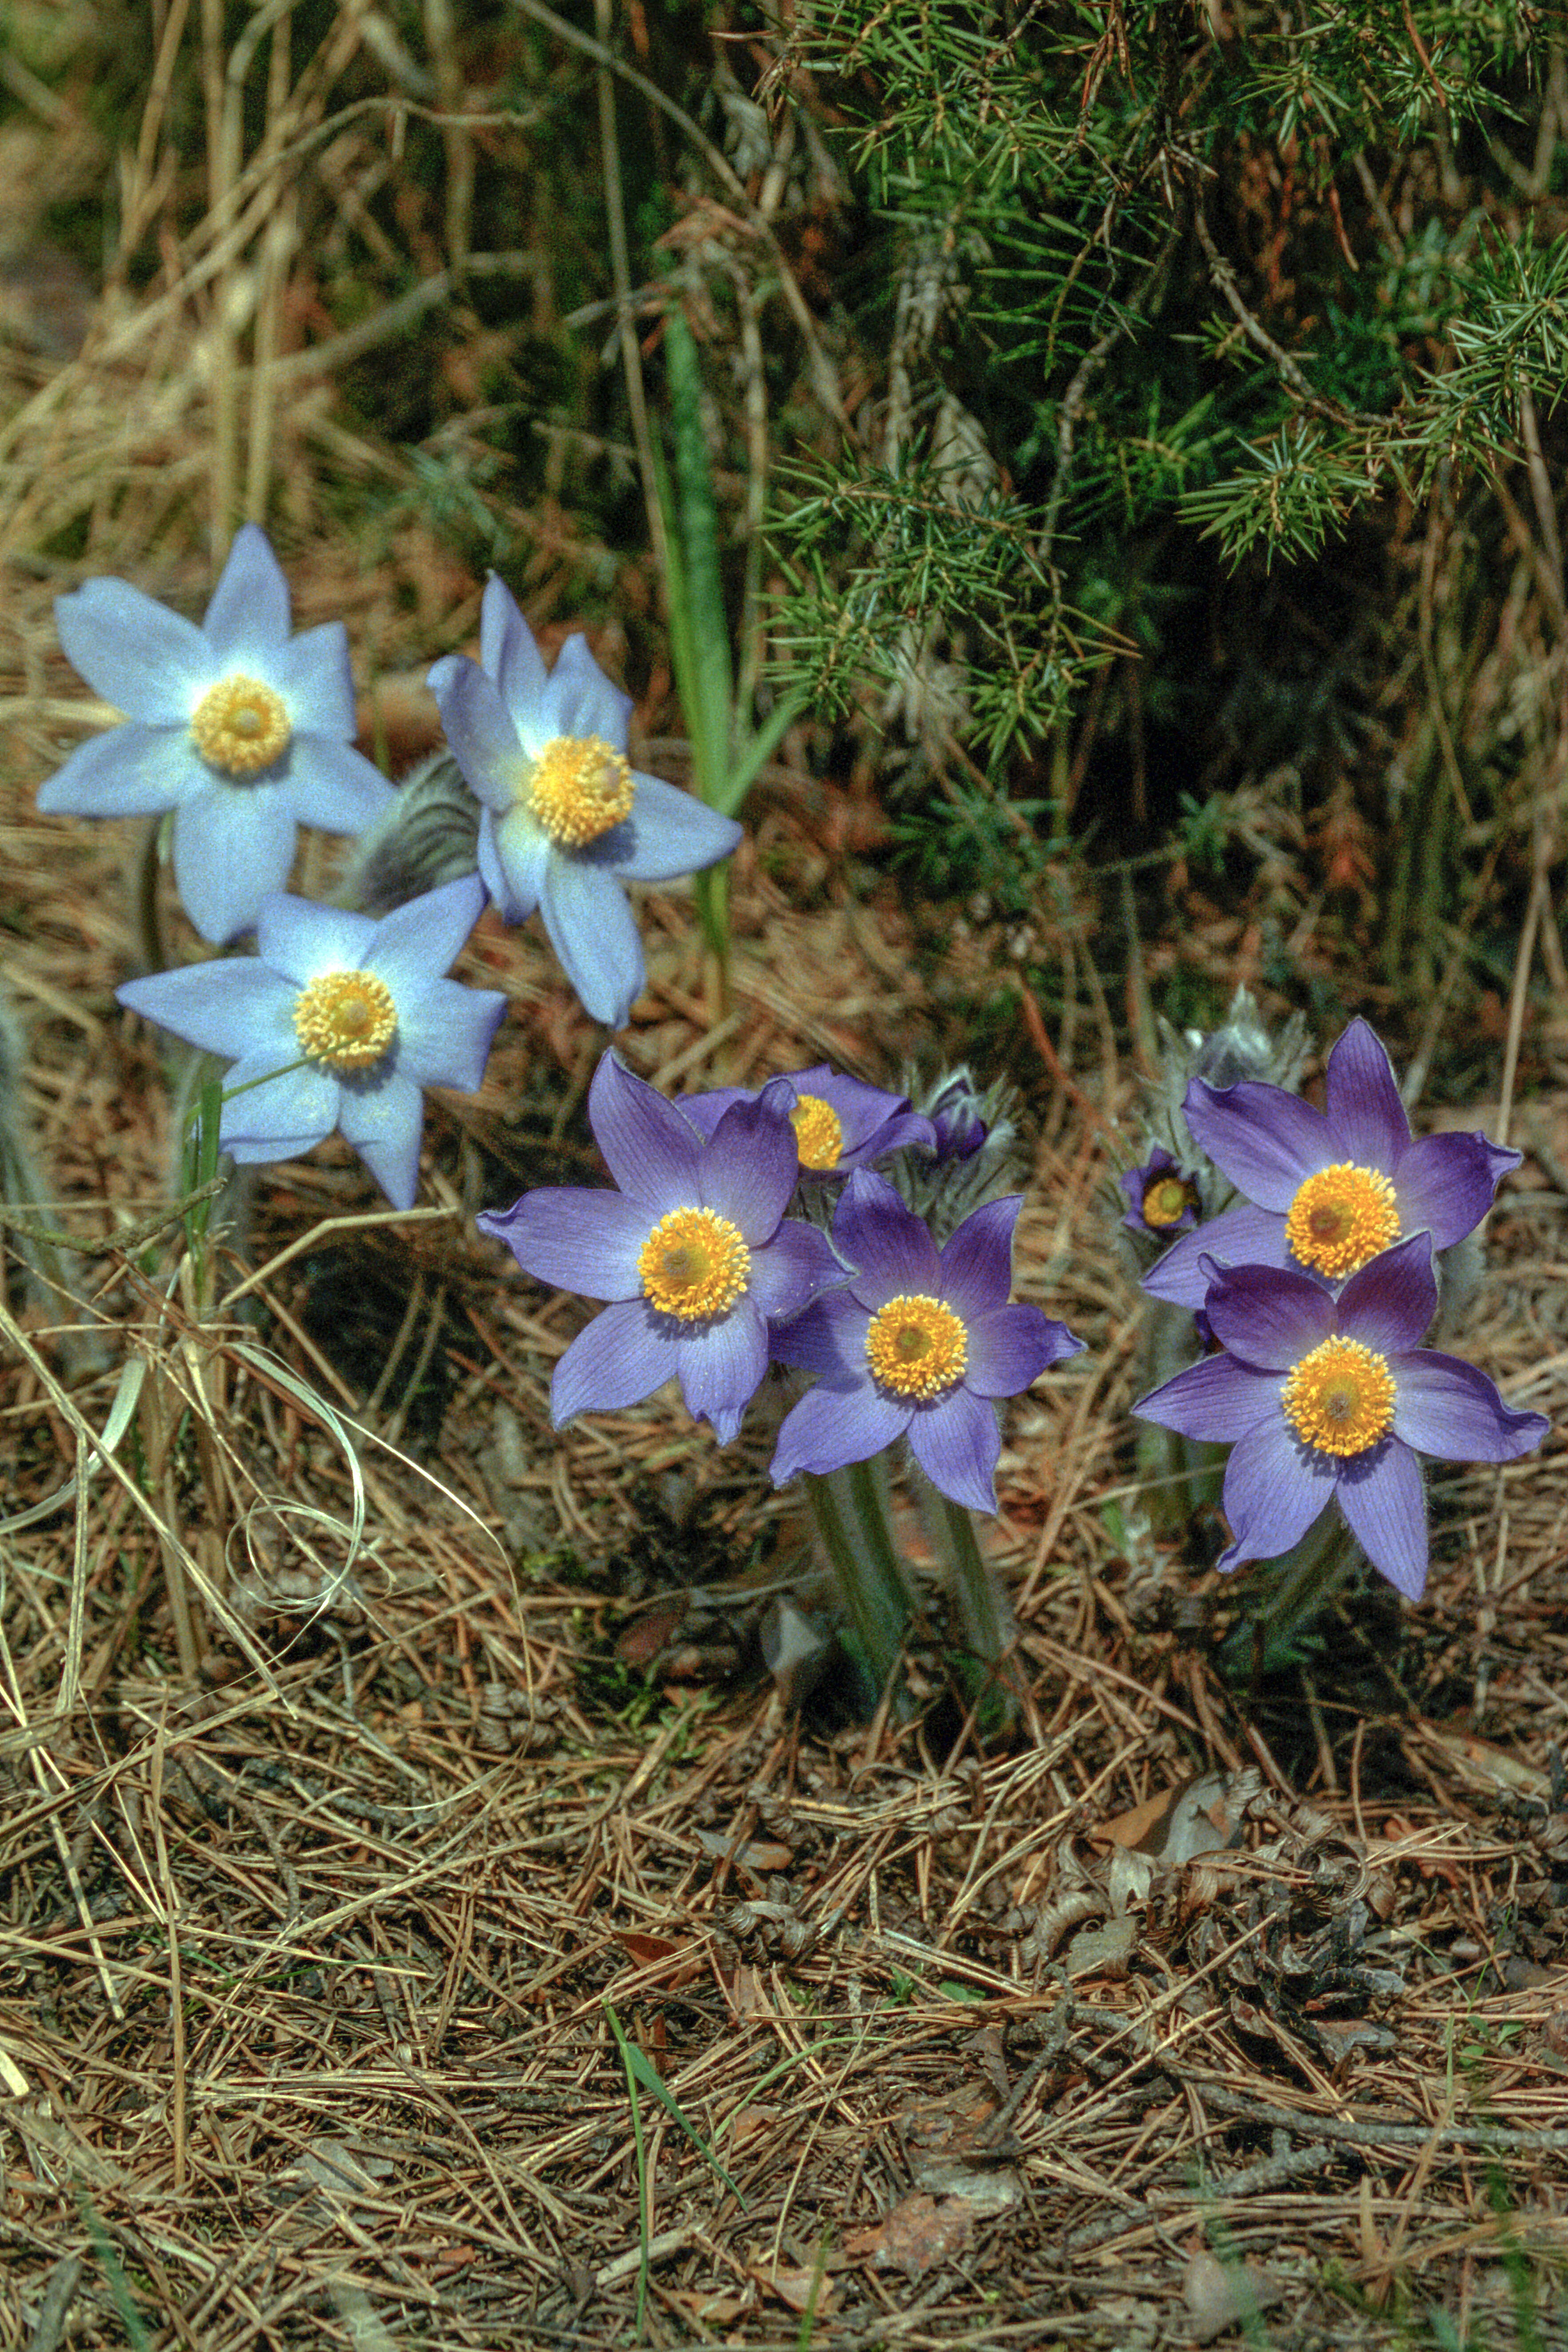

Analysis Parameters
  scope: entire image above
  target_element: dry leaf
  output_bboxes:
[1183,2247,1285,2342]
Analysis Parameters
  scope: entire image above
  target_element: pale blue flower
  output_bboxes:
[427,577,742,1029]
[40,526,393,945]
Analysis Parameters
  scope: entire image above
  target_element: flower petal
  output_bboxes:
[365,873,487,991]
[537,855,644,1029]
[587,1052,702,1214]
[257,895,375,983]
[481,805,548,919]
[837,1109,937,1168]
[1184,1077,1335,1208]
[284,736,394,833]
[480,575,550,722]
[673,1085,743,1140]
[336,1069,427,1208]
[965,1304,1082,1397]
[395,975,505,1093]
[539,634,632,750]
[1393,1128,1519,1252]
[676,1298,769,1443]
[908,1385,1003,1514]
[699,1082,798,1240]
[610,776,743,881]
[117,957,295,1058]
[202,524,291,654]
[38,725,195,817]
[428,655,527,813]
[1217,1418,1334,1571]
[1335,1232,1437,1355]
[832,1168,941,1307]
[267,623,357,738]
[1336,1439,1427,1598]
[1139,1200,1292,1309]
[219,1053,339,1148]
[172,785,298,943]
[748,1219,847,1322]
[1134,1351,1282,1442]
[770,1378,909,1485]
[1204,1260,1336,1369]
[1391,1352,1550,1463]
[769,1289,868,1377]
[1323,1018,1410,1171]
[56,578,213,719]
[552,1299,677,1424]
[478,1186,649,1300]
[938,1196,1021,1321]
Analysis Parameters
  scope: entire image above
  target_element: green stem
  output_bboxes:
[803,1463,915,1714]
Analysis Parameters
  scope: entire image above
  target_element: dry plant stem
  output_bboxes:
[244,7,295,524]
[138,1363,203,1678]
[424,0,474,270]
[203,0,240,551]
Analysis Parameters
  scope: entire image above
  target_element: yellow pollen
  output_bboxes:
[637,1207,750,1321]
[1283,1162,1400,1278]
[864,1294,968,1401]
[526,734,635,847]
[190,673,291,776]
[292,969,398,1072]
[1281,1336,1397,1458]
[790,1095,844,1171]
[1143,1174,1195,1229]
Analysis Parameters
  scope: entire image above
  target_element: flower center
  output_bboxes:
[191,674,291,777]
[864,1294,968,1401]
[1142,1174,1196,1229]
[293,969,398,1072]
[1281,1336,1397,1458]
[790,1095,844,1171]
[637,1207,750,1321]
[1283,1163,1400,1278]
[526,735,635,847]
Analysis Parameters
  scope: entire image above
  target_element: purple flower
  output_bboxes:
[117,876,504,1209]
[1121,1146,1201,1238]
[922,1071,989,1162]
[478,1052,844,1443]
[1133,1236,1548,1599]
[769,1169,1084,1514]
[1142,1018,1520,1309]
[678,1064,935,1180]
[428,578,743,1029]
[41,526,393,945]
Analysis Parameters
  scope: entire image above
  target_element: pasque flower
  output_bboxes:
[1133,1236,1548,1599]
[117,875,504,1210]
[678,1064,935,1180]
[428,578,742,1029]
[479,1052,844,1443]
[42,526,392,945]
[770,1169,1083,1514]
[1142,1017,1519,1309]
[1121,1146,1201,1238]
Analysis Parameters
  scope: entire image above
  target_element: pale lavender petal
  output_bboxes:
[965,1304,1082,1397]
[396,977,505,1093]
[1391,1353,1550,1463]
[1184,1078,1335,1208]
[479,1186,649,1299]
[484,806,549,918]
[540,635,632,750]
[552,1299,678,1424]
[337,1070,426,1209]
[748,1221,846,1322]
[428,655,526,813]
[1134,1351,1282,1442]
[538,855,645,1029]
[769,1290,868,1376]
[1335,1232,1437,1355]
[219,1055,339,1147]
[257,896,375,984]
[770,1379,909,1485]
[908,1384,1003,1514]
[610,777,743,881]
[480,576,549,721]
[700,1083,798,1240]
[675,1299,769,1443]
[1205,1261,1336,1369]
[38,725,194,817]
[56,579,212,719]
[265,623,357,736]
[366,873,487,990]
[939,1196,1021,1321]
[203,523,290,654]
[588,1052,702,1213]
[1323,1018,1410,1169]
[172,786,297,943]
[833,1168,941,1307]
[1140,1200,1292,1308]
[1337,1439,1427,1598]
[1393,1129,1517,1251]
[1216,1418,1334,1571]
[117,958,295,1056]
[285,736,393,833]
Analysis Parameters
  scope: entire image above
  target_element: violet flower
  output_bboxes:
[42,526,393,945]
[117,875,504,1210]
[1133,1236,1548,1599]
[678,1064,935,1180]
[1121,1146,1201,1239]
[428,578,742,1029]
[770,1169,1083,1514]
[479,1052,844,1443]
[1142,1018,1520,1310]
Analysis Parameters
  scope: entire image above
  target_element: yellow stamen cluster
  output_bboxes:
[293,969,398,1072]
[790,1095,844,1171]
[1281,1336,1397,1458]
[1142,1173,1196,1229]
[526,734,635,847]
[1283,1162,1400,1278]
[865,1294,968,1401]
[637,1207,750,1321]
[191,674,291,776]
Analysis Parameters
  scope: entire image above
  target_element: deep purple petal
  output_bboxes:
[964,1304,1082,1397]
[427,655,525,813]
[1336,1439,1427,1599]
[769,1379,909,1485]
[203,524,291,653]
[748,1221,847,1322]
[675,1299,769,1443]
[796,1067,909,1147]
[1216,1418,1335,1571]
[674,1086,743,1140]
[283,736,394,833]
[1323,1018,1410,1170]
[1335,1233,1437,1355]
[336,1070,426,1209]
[538,634,632,749]
[938,1195,1021,1321]
[832,1168,941,1308]
[768,1289,869,1377]
[1134,1352,1283,1443]
[1184,1077,1335,1208]
[551,1299,677,1425]
[1203,1260,1336,1368]
[172,786,296,943]
[1139,1201,1292,1309]
[587,1052,702,1215]
[37,724,197,818]
[538,856,644,1029]
[699,1083,799,1240]
[908,1385,1003,1514]
[1391,1353,1551,1463]
[55,579,212,719]
[1393,1129,1518,1252]
[478,1185,648,1299]
[609,776,743,882]
[836,1109,938,1168]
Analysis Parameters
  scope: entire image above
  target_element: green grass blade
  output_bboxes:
[605,2001,747,2208]
[602,2004,650,2336]
[664,305,734,789]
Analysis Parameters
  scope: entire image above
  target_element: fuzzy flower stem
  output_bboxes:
[803,1465,916,1717]
[914,1469,1018,1722]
